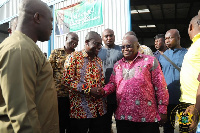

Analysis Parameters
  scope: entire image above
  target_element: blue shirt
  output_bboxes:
[98,45,123,104]
[154,50,161,61]
[98,45,123,84]
[159,48,187,104]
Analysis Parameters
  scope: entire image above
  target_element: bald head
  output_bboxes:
[123,35,138,43]
[85,31,102,57]
[188,15,200,40]
[85,31,101,41]
[18,0,50,22]
[102,28,114,35]
[66,32,78,39]
[190,15,200,28]
[102,28,115,48]
[198,10,200,17]
[122,35,139,61]
[65,32,79,52]
[17,0,53,42]
[166,29,180,38]
[165,29,181,49]
[124,31,137,37]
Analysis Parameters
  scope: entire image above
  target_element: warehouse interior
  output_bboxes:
[130,0,200,51]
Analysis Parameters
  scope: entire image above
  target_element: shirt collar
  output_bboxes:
[82,50,98,61]
[192,33,200,44]
[62,46,66,51]
[122,52,143,63]
[171,48,180,52]
[82,50,88,58]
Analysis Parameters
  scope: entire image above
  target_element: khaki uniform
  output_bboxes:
[0,31,59,133]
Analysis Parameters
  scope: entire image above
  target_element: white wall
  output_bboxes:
[37,41,49,55]
[0,0,20,25]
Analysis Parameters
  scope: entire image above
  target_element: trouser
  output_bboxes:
[103,103,117,133]
[164,104,177,133]
[116,120,160,133]
[70,114,107,133]
[58,97,70,133]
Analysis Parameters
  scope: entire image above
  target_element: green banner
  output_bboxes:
[55,0,103,34]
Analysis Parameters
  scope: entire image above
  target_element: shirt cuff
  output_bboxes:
[103,87,112,96]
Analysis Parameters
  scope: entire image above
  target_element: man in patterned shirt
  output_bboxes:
[101,35,169,133]
[49,32,79,133]
[63,31,107,133]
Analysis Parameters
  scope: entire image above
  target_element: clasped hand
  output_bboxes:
[90,87,105,99]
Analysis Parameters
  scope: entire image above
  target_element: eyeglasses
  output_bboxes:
[91,41,103,47]
[121,45,132,49]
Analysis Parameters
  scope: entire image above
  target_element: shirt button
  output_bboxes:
[120,115,125,120]
[128,115,133,121]
[135,100,140,105]
[141,117,146,122]
[159,100,162,105]
[148,101,152,106]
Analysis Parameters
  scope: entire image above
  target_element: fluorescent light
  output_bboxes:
[131,9,150,14]
[138,9,150,13]
[139,25,147,28]
[147,25,156,28]
[139,25,156,28]
[131,10,138,14]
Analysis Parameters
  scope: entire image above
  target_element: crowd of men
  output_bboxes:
[0,0,200,133]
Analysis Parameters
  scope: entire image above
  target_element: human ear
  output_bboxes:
[189,23,193,31]
[33,12,40,24]
[85,40,89,46]
[136,43,140,50]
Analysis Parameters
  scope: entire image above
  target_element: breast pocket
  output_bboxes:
[114,67,123,84]
[136,65,152,82]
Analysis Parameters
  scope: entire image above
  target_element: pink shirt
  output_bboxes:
[103,53,169,122]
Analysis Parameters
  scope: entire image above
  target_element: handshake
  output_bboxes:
[90,87,105,99]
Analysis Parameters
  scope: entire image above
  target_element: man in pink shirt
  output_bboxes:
[101,35,169,133]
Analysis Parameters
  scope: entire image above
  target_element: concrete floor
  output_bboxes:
[112,116,179,133]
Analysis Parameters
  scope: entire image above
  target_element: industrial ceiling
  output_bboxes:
[130,0,200,48]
